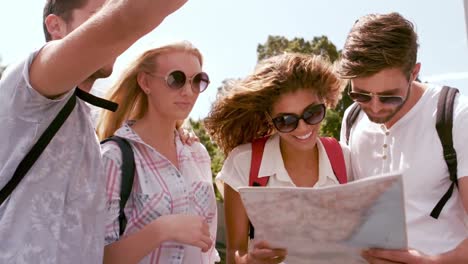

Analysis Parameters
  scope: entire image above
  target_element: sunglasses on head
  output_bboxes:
[270,103,326,133]
[151,70,210,93]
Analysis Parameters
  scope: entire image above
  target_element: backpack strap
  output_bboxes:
[345,103,362,145]
[0,90,78,206]
[248,136,270,240]
[319,137,347,184]
[430,86,459,219]
[248,136,270,187]
[0,88,118,207]
[101,136,136,236]
[76,88,118,112]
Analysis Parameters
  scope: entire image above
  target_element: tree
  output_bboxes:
[257,35,353,139]
[257,35,339,62]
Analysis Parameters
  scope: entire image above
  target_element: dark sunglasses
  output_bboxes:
[151,70,210,93]
[270,103,326,133]
[348,89,404,105]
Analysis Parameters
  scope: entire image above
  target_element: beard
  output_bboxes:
[364,83,412,124]
[365,103,404,124]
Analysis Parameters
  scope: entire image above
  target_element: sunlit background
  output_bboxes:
[1,0,467,119]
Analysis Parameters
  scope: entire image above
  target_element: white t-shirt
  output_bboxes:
[340,84,468,255]
[0,50,106,263]
[217,134,352,192]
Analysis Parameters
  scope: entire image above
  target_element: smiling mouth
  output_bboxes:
[294,131,313,140]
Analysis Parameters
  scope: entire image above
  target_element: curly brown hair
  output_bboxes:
[204,53,345,155]
[336,12,419,79]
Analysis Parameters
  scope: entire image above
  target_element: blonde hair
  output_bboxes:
[204,53,345,155]
[96,41,203,140]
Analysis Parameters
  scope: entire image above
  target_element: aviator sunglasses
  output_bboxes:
[150,70,210,93]
[269,103,326,133]
[347,83,410,106]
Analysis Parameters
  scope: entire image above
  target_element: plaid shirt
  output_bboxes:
[102,122,218,264]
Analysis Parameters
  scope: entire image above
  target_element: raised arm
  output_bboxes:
[30,0,188,97]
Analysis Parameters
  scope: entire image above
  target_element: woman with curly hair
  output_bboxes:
[205,53,351,264]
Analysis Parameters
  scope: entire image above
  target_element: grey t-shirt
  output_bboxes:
[0,50,106,263]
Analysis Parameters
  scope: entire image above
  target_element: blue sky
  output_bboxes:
[1,0,467,119]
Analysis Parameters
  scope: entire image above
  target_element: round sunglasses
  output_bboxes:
[270,103,326,133]
[151,70,210,93]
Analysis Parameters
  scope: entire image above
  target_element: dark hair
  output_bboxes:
[43,0,88,41]
[336,12,419,79]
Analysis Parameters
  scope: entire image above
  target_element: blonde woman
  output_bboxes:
[96,42,218,264]
[205,53,351,264]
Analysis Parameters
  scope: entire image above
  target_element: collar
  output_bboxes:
[114,121,190,157]
[256,134,339,186]
[114,121,145,144]
[257,134,290,182]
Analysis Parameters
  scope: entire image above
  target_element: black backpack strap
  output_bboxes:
[101,136,135,236]
[0,87,119,207]
[345,103,361,145]
[75,88,118,112]
[0,90,78,206]
[430,86,459,219]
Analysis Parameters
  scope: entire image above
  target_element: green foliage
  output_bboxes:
[257,35,339,62]
[256,35,353,139]
[320,109,341,138]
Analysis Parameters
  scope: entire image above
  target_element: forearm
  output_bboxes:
[224,184,250,264]
[226,248,239,264]
[31,0,179,97]
[103,219,169,264]
[225,239,250,264]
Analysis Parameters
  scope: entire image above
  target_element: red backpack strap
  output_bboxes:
[248,136,270,240]
[249,136,270,187]
[319,137,347,184]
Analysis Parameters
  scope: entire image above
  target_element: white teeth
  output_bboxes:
[296,132,312,140]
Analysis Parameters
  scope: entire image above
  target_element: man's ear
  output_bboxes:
[44,14,68,40]
[411,63,421,81]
